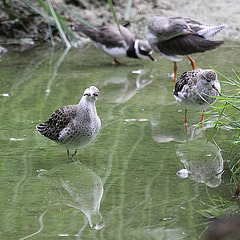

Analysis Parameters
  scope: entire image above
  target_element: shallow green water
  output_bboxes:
[0,41,239,239]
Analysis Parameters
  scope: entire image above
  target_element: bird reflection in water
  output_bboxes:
[38,161,105,230]
[99,68,153,104]
[176,139,223,188]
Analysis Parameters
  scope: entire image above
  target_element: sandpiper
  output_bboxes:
[148,16,226,81]
[75,24,155,64]
[36,86,101,159]
[173,69,221,125]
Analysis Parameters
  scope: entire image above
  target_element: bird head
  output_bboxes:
[83,86,100,102]
[134,40,156,62]
[173,19,195,35]
[201,69,221,93]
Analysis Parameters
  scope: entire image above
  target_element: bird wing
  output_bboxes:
[36,105,78,141]
[97,25,134,48]
[182,18,226,39]
[75,24,134,48]
[157,34,224,56]
[174,71,189,96]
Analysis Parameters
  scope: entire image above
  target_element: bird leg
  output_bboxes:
[184,109,188,126]
[173,62,178,82]
[112,58,121,65]
[72,149,78,158]
[200,110,205,124]
[67,149,78,162]
[187,55,195,70]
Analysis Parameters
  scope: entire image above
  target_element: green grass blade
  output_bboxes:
[107,0,120,31]
[46,0,71,49]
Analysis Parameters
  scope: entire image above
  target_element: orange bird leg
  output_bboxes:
[184,109,188,126]
[187,55,196,70]
[113,58,121,65]
[200,110,205,124]
[173,62,178,82]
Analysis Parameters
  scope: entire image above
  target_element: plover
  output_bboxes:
[75,24,155,64]
[173,69,221,125]
[148,16,226,81]
[36,86,101,159]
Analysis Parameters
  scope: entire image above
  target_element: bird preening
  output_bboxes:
[147,16,226,81]
[36,86,101,160]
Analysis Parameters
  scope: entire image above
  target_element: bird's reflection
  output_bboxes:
[176,139,223,187]
[99,68,153,103]
[38,161,105,230]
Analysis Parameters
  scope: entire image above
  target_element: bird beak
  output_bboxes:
[148,53,156,62]
[187,25,195,34]
[212,84,221,96]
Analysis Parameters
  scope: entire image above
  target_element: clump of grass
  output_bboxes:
[207,70,240,197]
[197,195,239,219]
[213,70,240,130]
[22,0,78,48]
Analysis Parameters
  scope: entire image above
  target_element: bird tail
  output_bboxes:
[197,25,227,40]
[73,24,98,39]
[36,123,48,136]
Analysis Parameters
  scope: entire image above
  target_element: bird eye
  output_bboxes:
[84,93,91,96]
[202,75,211,82]
[93,93,99,97]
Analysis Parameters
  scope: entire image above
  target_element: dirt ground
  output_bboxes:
[0,0,239,50]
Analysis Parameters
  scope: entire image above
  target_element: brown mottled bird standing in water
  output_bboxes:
[148,16,226,81]
[36,86,101,160]
[74,24,155,64]
[173,69,221,126]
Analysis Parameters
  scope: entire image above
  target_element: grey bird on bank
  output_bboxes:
[173,69,221,125]
[36,86,101,159]
[75,24,155,64]
[148,16,226,81]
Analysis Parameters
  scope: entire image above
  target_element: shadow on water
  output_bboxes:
[38,161,105,231]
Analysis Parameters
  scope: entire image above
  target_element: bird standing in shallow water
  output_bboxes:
[173,69,221,126]
[75,24,155,64]
[36,86,101,160]
[147,16,226,81]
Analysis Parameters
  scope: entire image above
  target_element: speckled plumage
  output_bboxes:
[36,86,101,158]
[174,69,221,124]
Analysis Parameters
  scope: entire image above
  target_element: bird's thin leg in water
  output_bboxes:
[71,149,78,158]
[184,109,188,126]
[174,62,178,82]
[67,150,70,159]
[187,55,196,70]
[113,58,121,65]
[200,110,205,124]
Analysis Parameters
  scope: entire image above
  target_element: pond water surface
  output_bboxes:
[0,41,240,240]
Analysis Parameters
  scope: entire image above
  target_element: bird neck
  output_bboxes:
[126,40,138,59]
[78,97,96,112]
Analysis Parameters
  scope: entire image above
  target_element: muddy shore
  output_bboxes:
[0,0,238,50]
